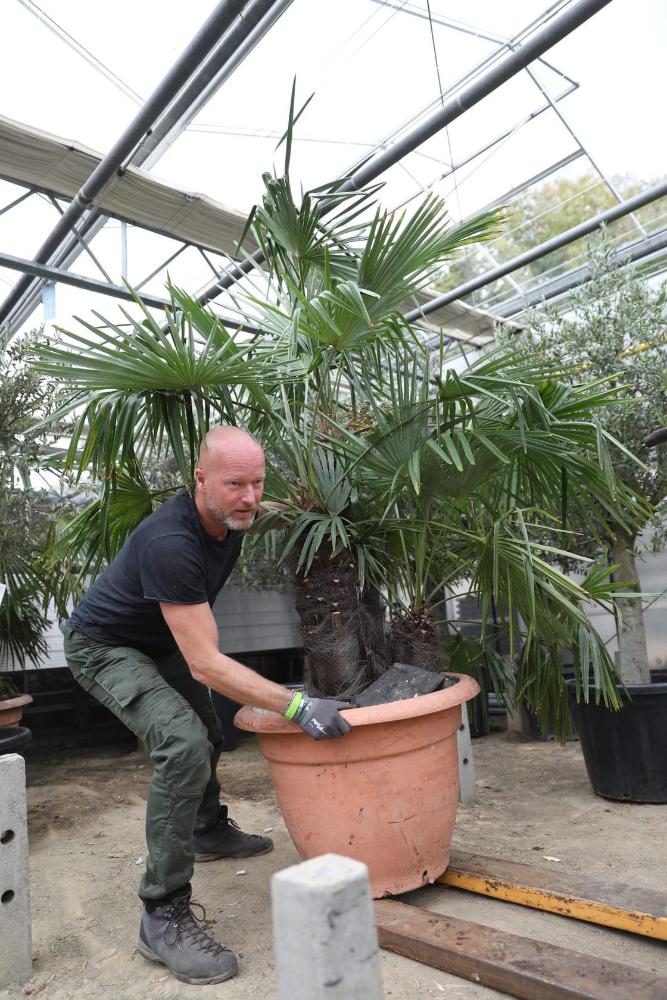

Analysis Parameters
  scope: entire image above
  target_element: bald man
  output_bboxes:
[61,427,351,985]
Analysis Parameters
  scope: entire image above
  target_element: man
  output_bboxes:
[62,426,352,985]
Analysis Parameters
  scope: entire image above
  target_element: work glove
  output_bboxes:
[289,693,353,740]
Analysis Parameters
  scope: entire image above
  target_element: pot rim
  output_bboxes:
[0,694,33,711]
[565,679,667,697]
[235,671,480,734]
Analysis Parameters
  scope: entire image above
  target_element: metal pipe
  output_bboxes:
[0,249,265,335]
[0,250,171,309]
[0,0,249,326]
[192,0,613,308]
[344,0,577,183]
[392,82,578,212]
[404,178,667,321]
[338,0,612,195]
[138,0,294,168]
[492,227,667,318]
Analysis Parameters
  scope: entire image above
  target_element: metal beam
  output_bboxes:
[403,178,667,322]
[493,227,667,317]
[0,188,35,219]
[392,83,579,212]
[339,0,612,195]
[470,150,585,218]
[0,0,251,328]
[347,0,578,183]
[0,250,171,309]
[192,0,613,309]
[139,0,293,169]
[0,249,266,336]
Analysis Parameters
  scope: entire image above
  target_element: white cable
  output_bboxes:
[15,0,144,105]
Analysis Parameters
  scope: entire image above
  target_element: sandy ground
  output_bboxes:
[3,728,667,1000]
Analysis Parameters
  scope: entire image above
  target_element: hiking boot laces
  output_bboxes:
[226,817,266,846]
[163,899,230,957]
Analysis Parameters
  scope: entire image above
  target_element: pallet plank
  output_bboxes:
[375,899,667,1000]
[438,851,667,941]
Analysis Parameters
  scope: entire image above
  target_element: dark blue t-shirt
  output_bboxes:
[67,491,243,654]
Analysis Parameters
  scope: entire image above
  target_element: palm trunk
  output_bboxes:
[291,548,390,700]
[389,609,443,673]
[610,530,651,685]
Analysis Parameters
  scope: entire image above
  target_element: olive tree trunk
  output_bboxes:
[610,530,651,685]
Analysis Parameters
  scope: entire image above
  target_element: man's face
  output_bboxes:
[196,450,265,532]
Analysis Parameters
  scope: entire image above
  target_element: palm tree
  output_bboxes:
[34,149,649,739]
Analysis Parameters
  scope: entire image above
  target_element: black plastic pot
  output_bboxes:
[566,680,667,803]
[210,692,241,752]
[0,725,32,757]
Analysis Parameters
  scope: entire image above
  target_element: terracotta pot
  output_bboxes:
[0,693,32,727]
[235,672,479,897]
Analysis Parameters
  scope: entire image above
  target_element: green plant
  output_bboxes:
[33,117,650,738]
[499,237,667,684]
[0,328,67,668]
[0,674,21,700]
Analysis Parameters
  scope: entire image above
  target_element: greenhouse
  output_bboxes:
[1,1,666,996]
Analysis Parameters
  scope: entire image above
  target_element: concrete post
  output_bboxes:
[272,853,384,1000]
[0,754,32,987]
[457,702,477,803]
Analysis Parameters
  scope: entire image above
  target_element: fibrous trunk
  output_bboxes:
[389,609,443,673]
[292,548,443,699]
[610,530,651,685]
[291,547,390,700]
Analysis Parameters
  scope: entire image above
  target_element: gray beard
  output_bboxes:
[223,514,253,531]
[206,497,255,532]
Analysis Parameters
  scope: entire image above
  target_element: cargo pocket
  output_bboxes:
[92,659,161,710]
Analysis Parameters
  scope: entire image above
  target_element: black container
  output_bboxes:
[0,725,32,757]
[210,692,241,752]
[566,680,667,803]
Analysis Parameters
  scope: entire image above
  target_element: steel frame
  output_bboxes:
[2,0,664,340]
[0,0,293,334]
[404,179,667,323]
[188,0,615,310]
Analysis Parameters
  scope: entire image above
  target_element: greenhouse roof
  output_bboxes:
[0,0,665,343]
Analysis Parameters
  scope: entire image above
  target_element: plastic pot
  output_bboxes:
[0,725,32,756]
[566,680,667,803]
[235,673,480,897]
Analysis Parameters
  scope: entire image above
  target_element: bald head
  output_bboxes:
[194,426,265,537]
[197,426,264,472]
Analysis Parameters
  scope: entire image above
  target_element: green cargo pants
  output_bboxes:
[61,625,224,901]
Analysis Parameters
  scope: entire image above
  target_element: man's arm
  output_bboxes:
[160,601,353,739]
[160,601,292,713]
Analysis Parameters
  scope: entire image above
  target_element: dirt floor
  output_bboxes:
[3,728,667,1000]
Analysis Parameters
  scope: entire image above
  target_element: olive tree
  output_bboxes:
[499,238,667,683]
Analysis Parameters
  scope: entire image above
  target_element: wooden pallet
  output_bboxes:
[375,853,667,999]
[375,899,667,1000]
[439,850,667,941]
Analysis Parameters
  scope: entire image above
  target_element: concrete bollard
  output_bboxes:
[457,702,477,803]
[272,853,384,1000]
[0,753,32,987]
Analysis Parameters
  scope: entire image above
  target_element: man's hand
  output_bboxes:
[293,695,353,740]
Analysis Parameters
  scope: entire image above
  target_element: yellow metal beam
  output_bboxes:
[438,850,667,941]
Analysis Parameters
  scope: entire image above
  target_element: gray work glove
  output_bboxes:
[293,695,353,740]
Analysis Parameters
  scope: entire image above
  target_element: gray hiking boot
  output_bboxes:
[193,806,273,862]
[138,894,238,985]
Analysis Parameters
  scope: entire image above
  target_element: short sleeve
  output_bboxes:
[140,534,209,604]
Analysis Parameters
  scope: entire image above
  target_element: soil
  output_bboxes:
[3,728,666,999]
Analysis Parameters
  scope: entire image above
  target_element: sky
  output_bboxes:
[0,0,665,333]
